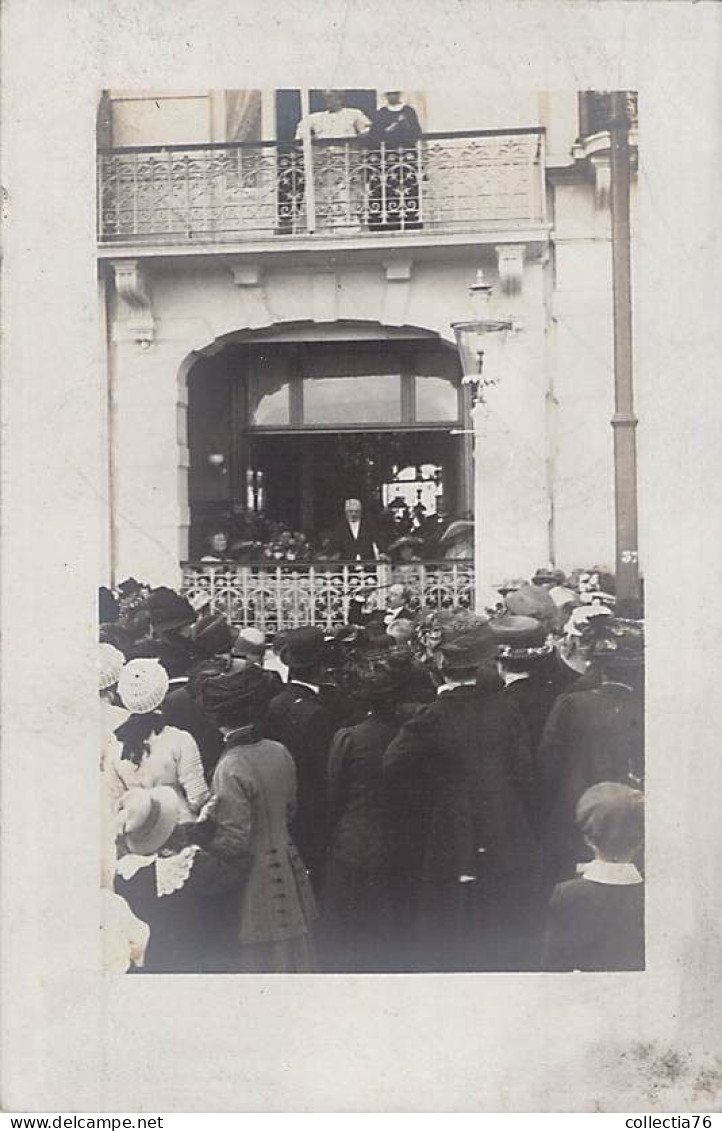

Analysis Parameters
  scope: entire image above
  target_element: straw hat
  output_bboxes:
[118,786,180,856]
[99,643,125,691]
[117,658,170,714]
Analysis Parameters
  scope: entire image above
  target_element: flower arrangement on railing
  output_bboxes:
[225,515,314,563]
[260,527,314,563]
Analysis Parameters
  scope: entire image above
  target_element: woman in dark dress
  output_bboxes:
[323,647,413,971]
[367,92,422,231]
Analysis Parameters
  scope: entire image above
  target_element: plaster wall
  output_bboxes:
[106,175,623,589]
[551,186,616,571]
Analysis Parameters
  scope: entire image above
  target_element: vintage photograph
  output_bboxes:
[5,0,722,1114]
[96,87,644,976]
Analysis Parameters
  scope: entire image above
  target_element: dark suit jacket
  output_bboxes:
[264,681,349,882]
[384,684,539,883]
[326,518,383,561]
[537,682,645,881]
[327,714,399,874]
[163,685,223,782]
[542,877,644,971]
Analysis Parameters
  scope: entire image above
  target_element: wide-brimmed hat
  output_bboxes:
[233,627,266,661]
[437,610,497,671]
[119,786,180,856]
[438,520,474,546]
[99,643,125,691]
[496,577,527,597]
[388,535,424,554]
[576,781,644,859]
[505,583,557,629]
[347,646,413,705]
[549,584,580,610]
[532,567,566,588]
[490,613,553,662]
[279,626,325,669]
[192,613,237,657]
[117,658,170,714]
[141,587,197,634]
[117,577,144,599]
[589,617,644,674]
[200,665,279,728]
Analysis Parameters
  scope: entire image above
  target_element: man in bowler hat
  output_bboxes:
[264,627,350,890]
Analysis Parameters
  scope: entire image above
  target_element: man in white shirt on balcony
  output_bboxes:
[295,91,371,231]
[295,90,371,140]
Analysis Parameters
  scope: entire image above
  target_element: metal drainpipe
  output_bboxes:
[609,91,642,612]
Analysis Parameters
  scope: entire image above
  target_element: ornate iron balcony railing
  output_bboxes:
[181,559,474,633]
[98,129,545,246]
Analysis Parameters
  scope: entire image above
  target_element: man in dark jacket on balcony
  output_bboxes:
[325,498,385,562]
[383,610,541,972]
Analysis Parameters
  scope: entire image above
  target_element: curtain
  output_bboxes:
[225,90,263,142]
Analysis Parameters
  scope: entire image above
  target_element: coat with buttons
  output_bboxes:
[210,731,317,946]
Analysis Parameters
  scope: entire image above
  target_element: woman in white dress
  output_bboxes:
[110,658,210,823]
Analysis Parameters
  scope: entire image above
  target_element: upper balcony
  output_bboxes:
[97,128,547,256]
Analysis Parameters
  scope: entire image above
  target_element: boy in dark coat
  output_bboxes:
[384,611,541,972]
[542,781,644,971]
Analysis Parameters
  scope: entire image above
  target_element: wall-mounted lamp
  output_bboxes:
[207,453,228,476]
[451,269,513,406]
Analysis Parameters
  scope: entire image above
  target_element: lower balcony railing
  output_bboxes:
[181,560,474,633]
[99,129,545,245]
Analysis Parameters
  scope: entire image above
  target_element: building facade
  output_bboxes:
[97,88,638,628]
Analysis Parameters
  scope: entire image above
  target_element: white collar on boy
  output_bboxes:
[580,859,643,886]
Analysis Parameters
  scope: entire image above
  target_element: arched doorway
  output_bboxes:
[186,325,471,559]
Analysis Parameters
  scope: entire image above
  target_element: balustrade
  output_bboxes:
[181,560,475,633]
[98,130,545,245]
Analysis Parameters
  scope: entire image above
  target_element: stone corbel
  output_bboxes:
[111,260,155,346]
[382,257,413,326]
[229,260,272,328]
[495,244,525,297]
[589,154,611,210]
[572,132,614,211]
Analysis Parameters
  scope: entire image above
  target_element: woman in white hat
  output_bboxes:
[100,642,133,888]
[114,785,249,973]
[99,642,129,736]
[111,658,210,822]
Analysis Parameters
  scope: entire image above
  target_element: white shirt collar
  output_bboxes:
[292,679,320,695]
[437,679,475,695]
[349,519,361,537]
[580,859,643,886]
[502,671,530,687]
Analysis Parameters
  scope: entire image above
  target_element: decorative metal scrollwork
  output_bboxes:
[181,560,476,633]
[99,131,544,244]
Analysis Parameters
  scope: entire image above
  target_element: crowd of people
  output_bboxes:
[99,565,645,975]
